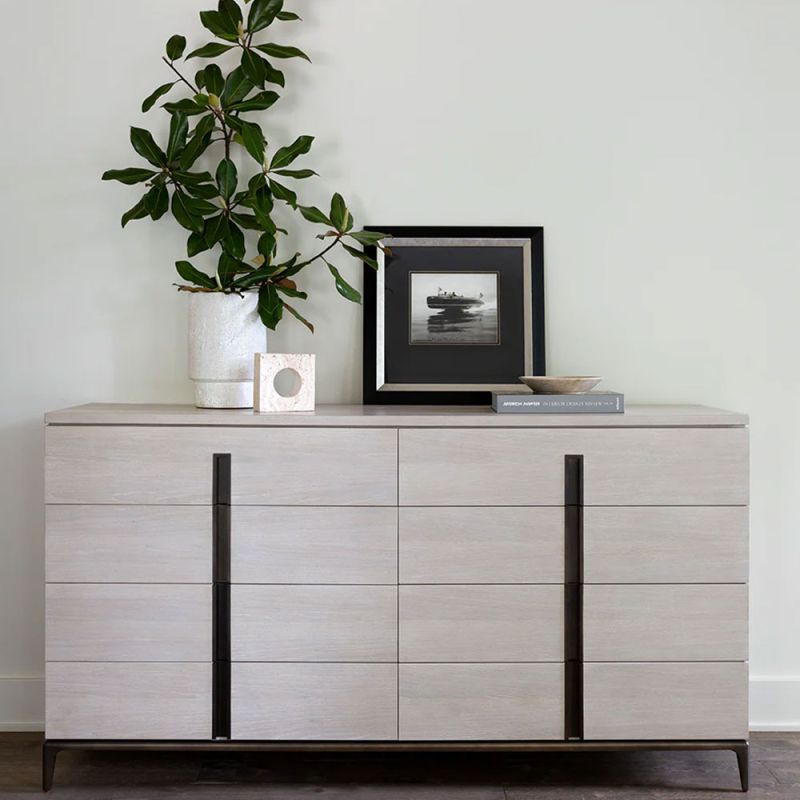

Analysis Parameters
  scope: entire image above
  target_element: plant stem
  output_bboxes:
[292,237,342,271]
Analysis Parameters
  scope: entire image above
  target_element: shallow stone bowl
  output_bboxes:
[518,376,603,394]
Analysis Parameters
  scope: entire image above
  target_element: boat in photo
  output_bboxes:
[427,288,485,310]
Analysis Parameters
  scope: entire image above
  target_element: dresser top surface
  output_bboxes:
[45,403,748,428]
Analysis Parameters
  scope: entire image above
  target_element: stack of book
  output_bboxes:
[492,391,624,414]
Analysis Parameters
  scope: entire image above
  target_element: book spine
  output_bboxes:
[493,396,625,414]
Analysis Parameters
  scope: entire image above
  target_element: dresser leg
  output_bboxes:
[42,741,58,793]
[734,742,749,792]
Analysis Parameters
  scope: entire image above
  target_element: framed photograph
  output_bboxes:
[363,226,545,405]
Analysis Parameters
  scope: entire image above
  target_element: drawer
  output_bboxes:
[399,507,563,584]
[399,664,564,740]
[46,662,212,739]
[229,428,397,505]
[583,584,748,662]
[232,663,397,740]
[584,662,749,740]
[46,584,211,662]
[399,585,563,662]
[399,427,748,506]
[46,506,211,584]
[584,507,748,584]
[231,507,397,584]
[45,426,221,504]
[231,586,397,662]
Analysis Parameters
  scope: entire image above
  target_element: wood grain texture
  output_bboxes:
[399,585,563,662]
[46,505,212,584]
[584,506,749,584]
[583,584,748,662]
[231,507,397,584]
[228,427,397,506]
[46,584,212,662]
[46,403,749,428]
[232,663,397,740]
[231,585,397,662]
[583,662,749,740]
[46,662,212,740]
[45,425,222,505]
[399,663,564,741]
[400,427,748,506]
[399,507,563,584]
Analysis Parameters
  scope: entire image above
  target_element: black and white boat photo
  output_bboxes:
[410,271,499,345]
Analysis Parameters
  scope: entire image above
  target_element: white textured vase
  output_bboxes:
[188,292,265,409]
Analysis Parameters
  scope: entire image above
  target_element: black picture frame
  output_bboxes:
[363,226,545,405]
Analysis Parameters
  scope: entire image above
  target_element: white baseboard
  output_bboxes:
[0,675,44,732]
[1,674,799,733]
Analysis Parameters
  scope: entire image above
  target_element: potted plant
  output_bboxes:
[103,0,387,408]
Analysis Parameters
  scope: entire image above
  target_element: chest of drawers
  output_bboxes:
[42,403,750,791]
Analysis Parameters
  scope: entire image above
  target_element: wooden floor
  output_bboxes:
[1,733,798,799]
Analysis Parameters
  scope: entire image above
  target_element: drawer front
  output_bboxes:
[584,506,748,584]
[46,585,211,662]
[45,426,220,504]
[46,506,211,584]
[400,586,563,662]
[46,662,212,739]
[399,507,563,584]
[584,662,749,740]
[231,586,397,662]
[583,584,748,662]
[232,663,397,740]
[229,428,397,505]
[231,507,397,584]
[399,664,564,741]
[581,428,748,506]
[400,427,747,506]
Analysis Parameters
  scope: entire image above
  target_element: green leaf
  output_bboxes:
[329,193,349,232]
[205,213,229,246]
[229,90,280,113]
[264,61,285,87]
[171,190,205,233]
[299,205,332,225]
[258,282,284,329]
[183,194,219,216]
[342,243,379,270]
[166,35,187,61]
[273,168,317,179]
[268,178,296,207]
[258,232,276,261]
[248,0,284,32]
[142,82,176,113]
[145,183,169,220]
[216,158,238,199]
[102,167,157,185]
[218,0,243,32]
[241,49,267,87]
[270,135,313,169]
[222,67,253,105]
[202,63,225,96]
[199,9,239,41]
[283,301,314,333]
[275,278,307,300]
[179,115,216,170]
[240,120,266,164]
[166,113,189,163]
[163,98,207,116]
[231,212,261,230]
[187,229,210,257]
[130,127,166,167]
[221,222,246,260]
[276,10,301,21]
[218,252,242,287]
[184,182,220,200]
[255,43,310,61]
[121,196,149,228]
[176,260,216,289]
[232,264,278,290]
[326,260,362,304]
[187,42,235,59]
[348,230,388,246]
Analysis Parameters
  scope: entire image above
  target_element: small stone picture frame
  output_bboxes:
[254,353,316,413]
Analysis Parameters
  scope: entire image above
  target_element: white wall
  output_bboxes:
[1,0,798,730]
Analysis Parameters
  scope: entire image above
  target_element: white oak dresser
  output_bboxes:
[43,403,750,791]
